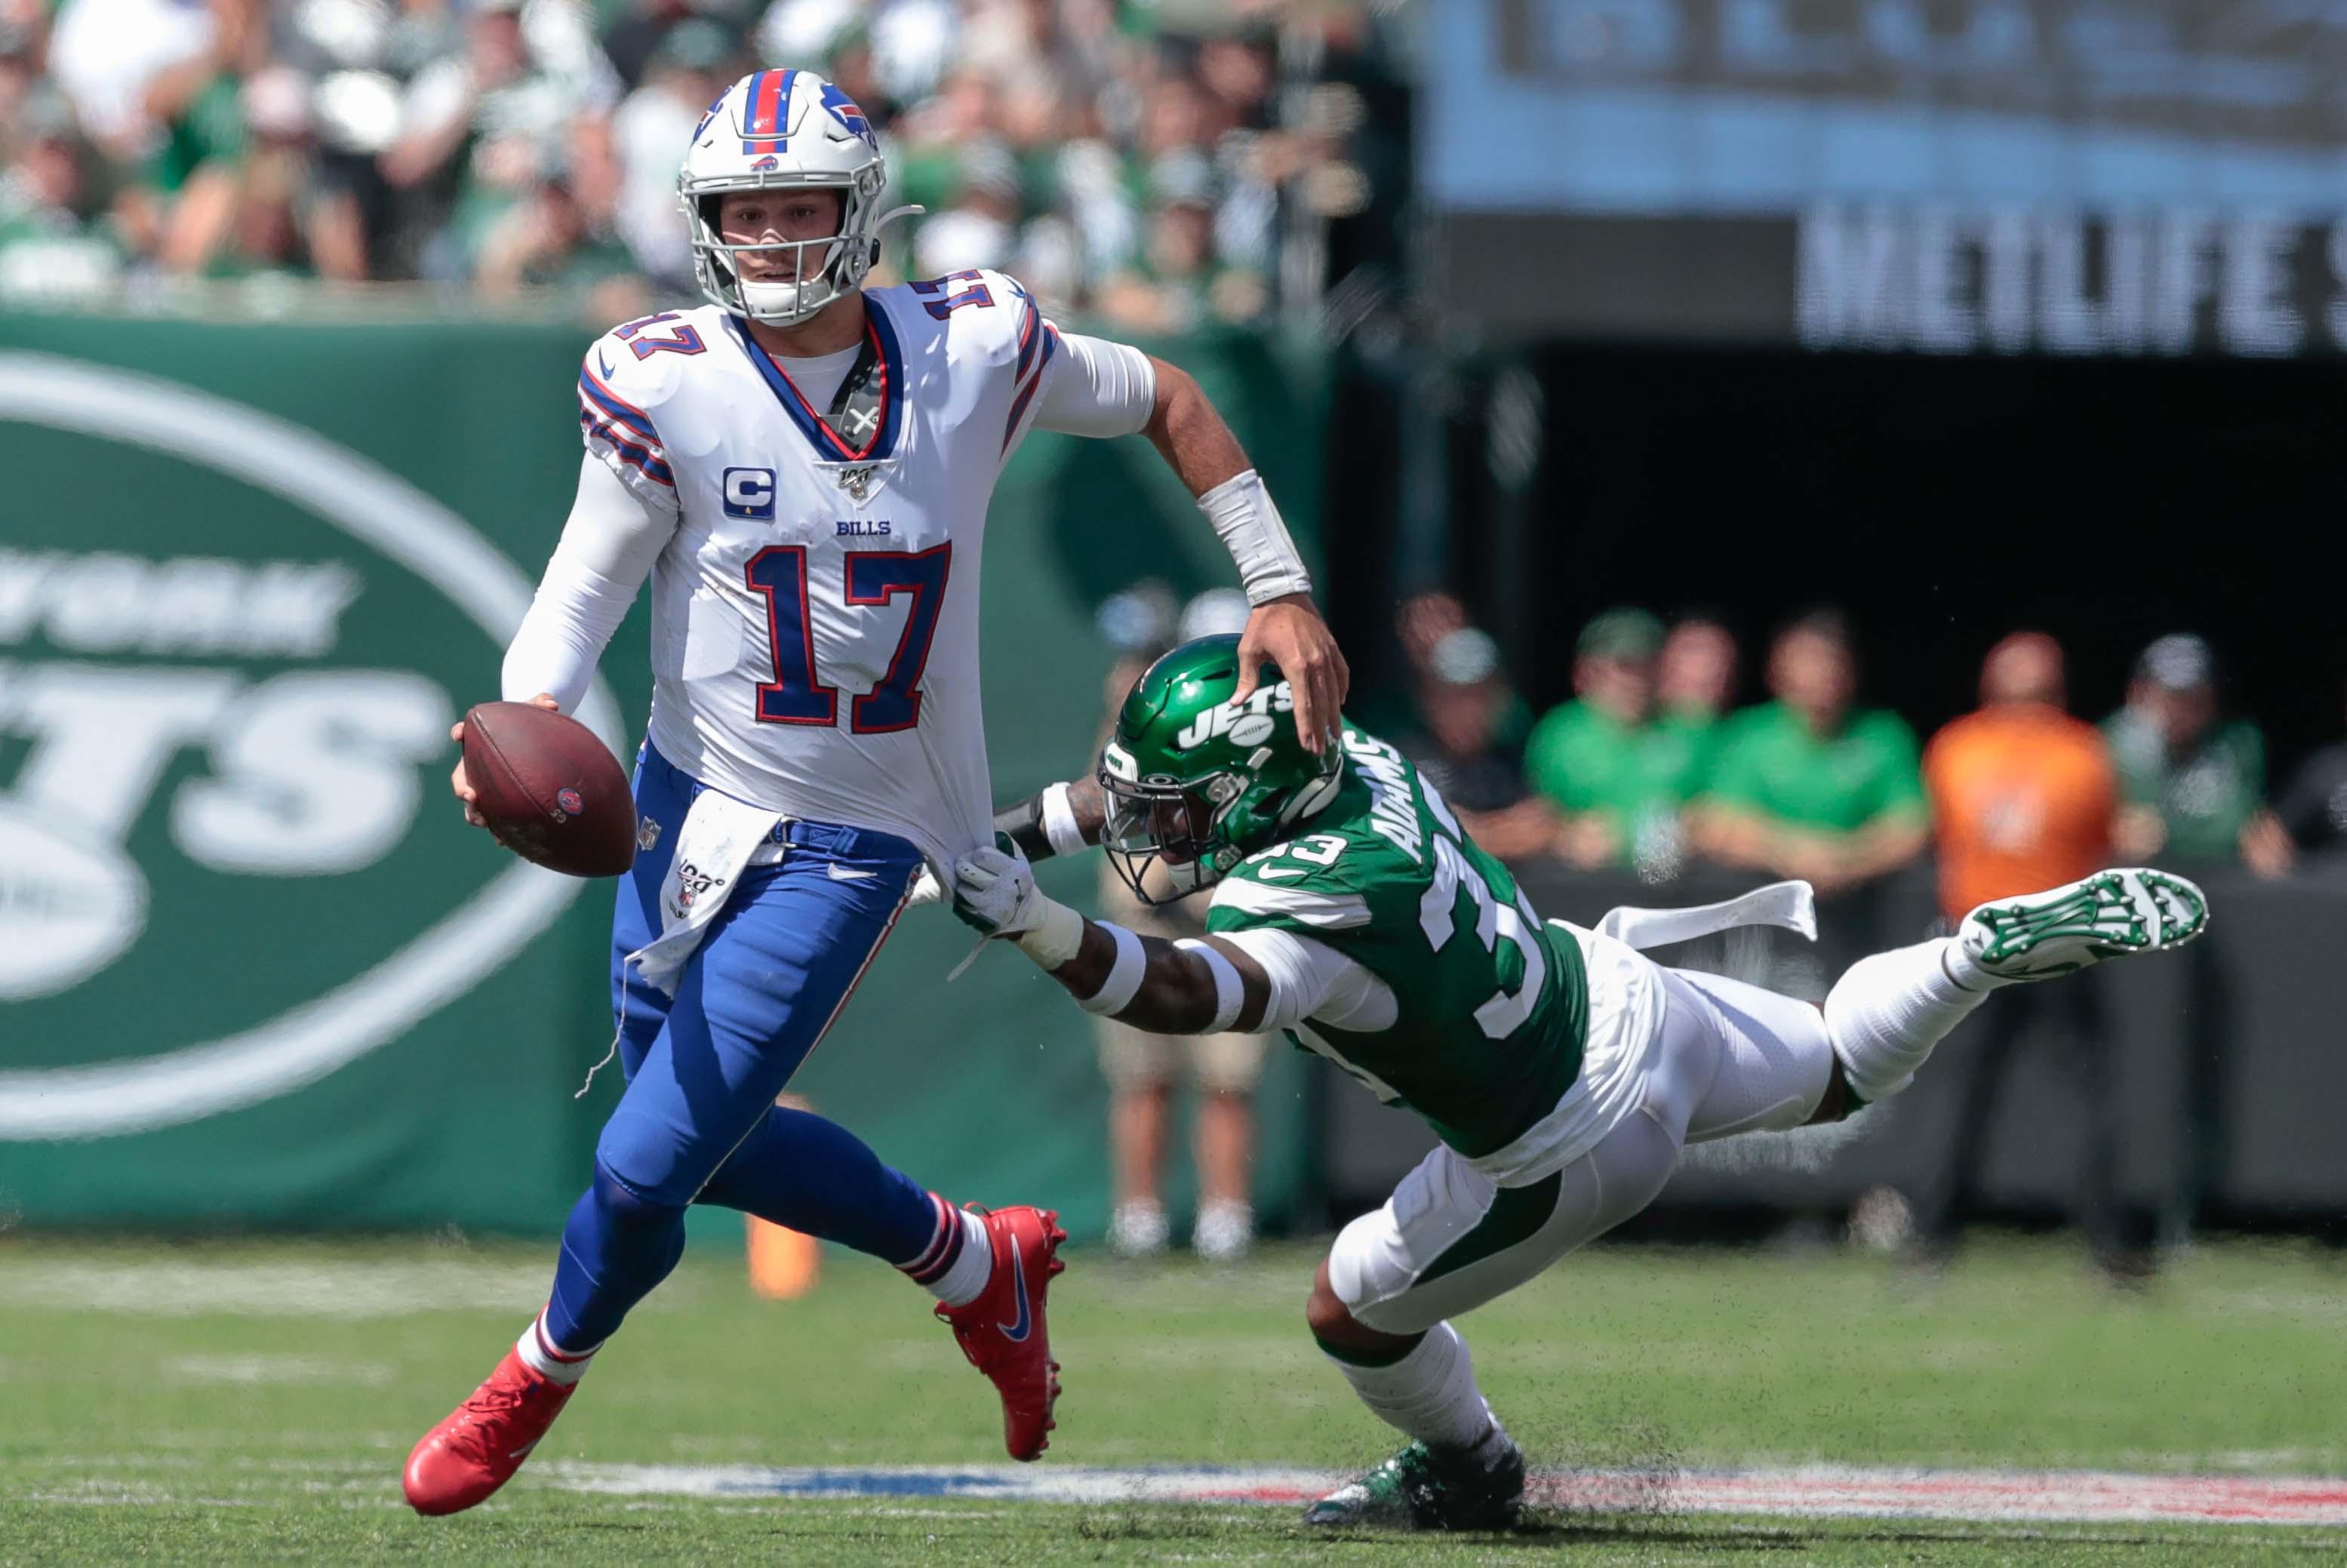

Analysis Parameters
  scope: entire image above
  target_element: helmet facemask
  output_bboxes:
[685,171,884,326]
[1100,767,1258,905]
[1097,634,1348,905]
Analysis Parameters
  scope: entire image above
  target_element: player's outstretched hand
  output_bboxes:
[952,838,1044,939]
[448,692,561,829]
[1235,593,1349,755]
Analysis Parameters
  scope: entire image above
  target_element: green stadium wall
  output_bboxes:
[0,310,1327,1247]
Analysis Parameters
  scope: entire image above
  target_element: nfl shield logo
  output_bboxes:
[557,788,584,814]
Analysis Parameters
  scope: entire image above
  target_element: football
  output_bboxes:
[460,702,636,878]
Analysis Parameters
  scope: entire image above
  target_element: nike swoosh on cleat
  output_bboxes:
[998,1235,1032,1342]
[826,864,878,881]
[508,1438,542,1460]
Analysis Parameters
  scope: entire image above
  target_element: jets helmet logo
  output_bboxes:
[1175,682,1294,752]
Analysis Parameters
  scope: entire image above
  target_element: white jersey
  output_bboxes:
[518,270,1155,874]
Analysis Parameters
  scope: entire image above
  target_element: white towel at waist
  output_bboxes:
[627,787,787,996]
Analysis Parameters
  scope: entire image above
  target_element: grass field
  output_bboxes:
[5,1230,2346,1564]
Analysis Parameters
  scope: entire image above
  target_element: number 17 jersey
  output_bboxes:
[576,273,1114,874]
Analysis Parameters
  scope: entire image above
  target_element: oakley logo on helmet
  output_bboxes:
[1175,682,1293,752]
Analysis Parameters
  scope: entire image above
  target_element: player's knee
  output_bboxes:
[1304,1258,1365,1342]
[589,1158,687,1231]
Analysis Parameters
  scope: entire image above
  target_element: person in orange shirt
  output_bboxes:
[1918,633,2144,1278]
[1928,633,2115,919]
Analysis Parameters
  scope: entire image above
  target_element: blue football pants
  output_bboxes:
[543,742,941,1351]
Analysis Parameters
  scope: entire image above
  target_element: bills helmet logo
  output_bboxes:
[694,90,726,140]
[820,84,876,149]
[751,154,780,171]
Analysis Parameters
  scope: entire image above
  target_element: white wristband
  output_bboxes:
[1078,924,1147,1015]
[1174,938,1243,1031]
[1198,469,1312,607]
[1038,782,1087,859]
[1013,898,1085,970]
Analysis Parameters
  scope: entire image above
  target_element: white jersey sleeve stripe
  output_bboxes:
[1213,880,1373,930]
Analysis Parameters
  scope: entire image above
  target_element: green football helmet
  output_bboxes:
[1098,634,1343,904]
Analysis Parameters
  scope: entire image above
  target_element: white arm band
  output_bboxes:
[1174,938,1244,1031]
[1198,469,1312,607]
[1038,782,1089,859]
[1077,923,1147,1016]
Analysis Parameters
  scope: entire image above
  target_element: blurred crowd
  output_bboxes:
[1352,592,2337,896]
[0,0,1395,319]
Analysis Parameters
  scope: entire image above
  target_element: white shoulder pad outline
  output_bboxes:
[1212,877,1372,930]
[576,312,714,496]
[915,269,1062,458]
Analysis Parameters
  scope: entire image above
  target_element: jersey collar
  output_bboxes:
[722,303,905,466]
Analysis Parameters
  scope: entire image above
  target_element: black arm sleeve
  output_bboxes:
[994,792,1057,862]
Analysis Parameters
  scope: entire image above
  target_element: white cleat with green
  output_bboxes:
[1303,1438,1527,1531]
[1959,868,2210,982]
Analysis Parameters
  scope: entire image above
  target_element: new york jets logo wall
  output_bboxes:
[0,355,623,1141]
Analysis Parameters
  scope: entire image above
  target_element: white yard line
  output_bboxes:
[534,1462,2347,1527]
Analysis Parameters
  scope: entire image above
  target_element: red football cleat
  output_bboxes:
[937,1204,1067,1461]
[402,1348,579,1515]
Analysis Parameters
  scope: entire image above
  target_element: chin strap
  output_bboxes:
[864,204,925,268]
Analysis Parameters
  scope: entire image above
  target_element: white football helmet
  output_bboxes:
[678,68,916,325]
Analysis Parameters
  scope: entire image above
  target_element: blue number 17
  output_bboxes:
[745,543,952,734]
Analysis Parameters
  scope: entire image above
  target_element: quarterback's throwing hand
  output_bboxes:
[952,839,1044,939]
[1235,594,1349,754]
[448,691,559,829]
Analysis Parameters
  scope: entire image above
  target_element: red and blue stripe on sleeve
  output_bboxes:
[1000,291,1061,455]
[578,357,675,488]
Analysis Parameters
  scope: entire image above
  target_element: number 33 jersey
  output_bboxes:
[571,273,1151,874]
[1204,729,1593,1167]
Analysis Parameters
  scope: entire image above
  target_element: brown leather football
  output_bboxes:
[460,702,635,878]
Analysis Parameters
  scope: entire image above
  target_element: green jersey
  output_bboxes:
[1704,701,1926,834]
[2102,709,2265,860]
[1204,728,1589,1158]
[1523,699,1714,857]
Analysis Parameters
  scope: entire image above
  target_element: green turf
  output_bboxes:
[3,1231,2345,1564]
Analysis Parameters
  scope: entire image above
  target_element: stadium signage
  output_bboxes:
[0,355,623,1141]
[1798,207,2344,357]
[1434,2,2347,352]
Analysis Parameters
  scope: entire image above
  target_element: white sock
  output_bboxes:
[1324,1321,1503,1456]
[1825,937,1997,1105]
[928,1210,993,1308]
[515,1308,598,1386]
[1109,1198,1170,1256]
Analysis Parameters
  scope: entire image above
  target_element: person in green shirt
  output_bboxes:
[1695,610,1929,896]
[1656,612,1739,736]
[1523,608,1712,874]
[0,93,126,303]
[2102,633,2292,873]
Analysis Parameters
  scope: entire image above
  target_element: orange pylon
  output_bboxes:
[746,1092,820,1299]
